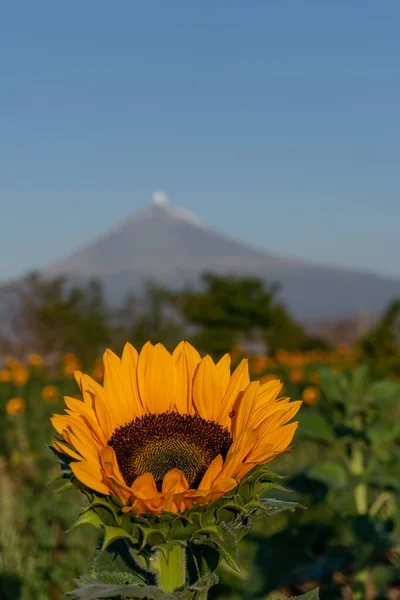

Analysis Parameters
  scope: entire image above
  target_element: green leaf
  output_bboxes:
[367,380,400,403]
[191,523,242,574]
[259,498,304,516]
[368,421,400,444]
[67,579,178,599]
[318,368,348,403]
[178,573,218,599]
[101,525,135,551]
[90,544,147,586]
[308,461,349,489]
[350,364,370,396]
[69,573,219,600]
[69,509,104,532]
[288,590,319,600]
[298,409,334,442]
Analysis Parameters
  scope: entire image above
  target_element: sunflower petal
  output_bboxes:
[231,381,260,439]
[121,342,145,418]
[130,472,159,497]
[192,355,224,421]
[222,428,259,478]
[137,342,154,406]
[172,341,201,414]
[77,374,114,439]
[141,344,175,414]
[70,461,110,495]
[198,454,223,490]
[162,469,189,494]
[103,349,132,427]
[217,359,250,428]
[100,446,132,503]
[52,440,82,461]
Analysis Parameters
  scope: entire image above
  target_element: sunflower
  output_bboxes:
[52,342,301,515]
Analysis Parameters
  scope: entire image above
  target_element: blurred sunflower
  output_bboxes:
[52,341,301,515]
[12,366,29,386]
[41,384,59,402]
[28,353,43,367]
[289,368,304,384]
[6,397,26,416]
[302,385,321,405]
[0,369,11,382]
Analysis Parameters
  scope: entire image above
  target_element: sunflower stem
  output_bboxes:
[350,415,368,515]
[153,543,186,593]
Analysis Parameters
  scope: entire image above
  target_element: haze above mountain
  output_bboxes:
[43,194,400,320]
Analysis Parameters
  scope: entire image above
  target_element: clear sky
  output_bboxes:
[1,1,399,281]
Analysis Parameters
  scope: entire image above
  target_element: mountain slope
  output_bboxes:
[41,199,400,320]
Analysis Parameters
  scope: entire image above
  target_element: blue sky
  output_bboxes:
[1,1,399,281]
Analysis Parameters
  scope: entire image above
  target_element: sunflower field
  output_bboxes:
[1,274,400,599]
[1,341,400,600]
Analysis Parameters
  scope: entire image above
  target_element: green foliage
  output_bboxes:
[2,274,400,598]
[358,300,400,376]
[9,272,111,365]
[115,284,182,352]
[173,274,304,356]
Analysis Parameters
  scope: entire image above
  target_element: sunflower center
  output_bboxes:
[108,412,232,490]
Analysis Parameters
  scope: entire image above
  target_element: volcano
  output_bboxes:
[42,193,400,320]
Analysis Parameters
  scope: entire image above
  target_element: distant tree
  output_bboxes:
[173,273,304,357]
[9,272,111,364]
[115,283,182,352]
[265,305,306,354]
[298,334,332,352]
[358,300,400,362]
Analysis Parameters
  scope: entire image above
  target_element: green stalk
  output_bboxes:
[352,443,368,515]
[349,414,368,515]
[153,544,186,593]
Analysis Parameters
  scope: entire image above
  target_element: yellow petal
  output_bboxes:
[248,422,298,463]
[255,402,302,438]
[141,344,175,414]
[137,342,154,408]
[272,421,299,452]
[77,373,114,439]
[62,425,100,464]
[250,397,291,429]
[254,380,283,410]
[103,349,132,426]
[172,341,201,414]
[198,454,223,491]
[130,472,159,498]
[120,342,145,418]
[51,414,71,435]
[100,446,132,503]
[217,359,250,428]
[52,440,82,461]
[162,469,189,494]
[192,355,223,421]
[234,462,256,481]
[215,354,231,397]
[70,461,110,495]
[231,381,260,439]
[63,397,107,445]
[222,428,259,478]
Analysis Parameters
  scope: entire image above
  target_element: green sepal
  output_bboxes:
[178,573,218,599]
[288,590,319,600]
[69,509,104,533]
[90,544,148,586]
[101,525,136,551]
[259,497,305,515]
[191,523,242,575]
[67,579,179,599]
[58,459,302,578]
[68,573,218,599]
